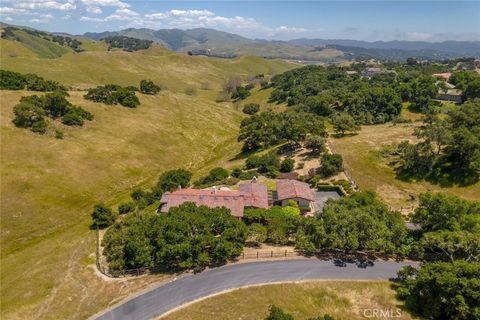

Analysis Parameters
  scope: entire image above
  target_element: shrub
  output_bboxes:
[247,223,267,245]
[318,154,343,177]
[153,169,192,196]
[265,305,294,320]
[61,110,84,126]
[91,203,116,228]
[242,103,260,115]
[31,118,48,134]
[231,86,251,100]
[280,158,295,173]
[196,167,229,186]
[139,80,160,95]
[55,129,64,139]
[118,201,136,214]
[231,167,242,178]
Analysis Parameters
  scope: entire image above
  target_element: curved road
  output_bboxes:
[94,259,418,320]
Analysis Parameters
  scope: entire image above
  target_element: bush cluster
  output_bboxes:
[1,70,65,91]
[12,90,93,134]
[84,84,140,108]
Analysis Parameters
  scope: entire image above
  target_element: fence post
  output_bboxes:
[271,250,273,257]
[285,250,287,257]
[242,252,245,259]
[257,251,259,259]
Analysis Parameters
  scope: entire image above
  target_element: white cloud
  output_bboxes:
[29,17,51,23]
[13,0,76,11]
[86,6,102,14]
[139,9,309,38]
[80,15,104,22]
[405,32,434,41]
[0,7,29,15]
[81,0,129,9]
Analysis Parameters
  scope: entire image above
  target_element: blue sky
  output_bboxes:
[1,1,479,41]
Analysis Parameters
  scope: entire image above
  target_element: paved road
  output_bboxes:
[94,259,418,320]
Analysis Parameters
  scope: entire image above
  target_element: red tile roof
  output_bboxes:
[239,182,269,209]
[276,179,315,201]
[432,72,452,81]
[160,188,245,217]
[160,183,269,218]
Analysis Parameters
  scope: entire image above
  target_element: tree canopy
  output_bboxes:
[102,203,247,272]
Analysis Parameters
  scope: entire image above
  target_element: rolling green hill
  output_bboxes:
[0,33,295,320]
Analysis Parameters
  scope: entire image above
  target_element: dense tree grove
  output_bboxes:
[396,261,480,320]
[238,111,326,151]
[410,193,479,263]
[0,70,65,91]
[268,65,403,124]
[12,90,93,134]
[310,191,409,253]
[103,36,153,52]
[397,100,480,182]
[84,84,140,108]
[102,203,247,272]
[1,26,83,52]
[395,193,479,319]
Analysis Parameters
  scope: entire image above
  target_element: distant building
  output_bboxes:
[436,88,463,103]
[361,67,382,78]
[432,72,452,81]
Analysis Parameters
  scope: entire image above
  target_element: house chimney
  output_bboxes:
[212,186,217,194]
[178,185,182,190]
[251,176,258,183]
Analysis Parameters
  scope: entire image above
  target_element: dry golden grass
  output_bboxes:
[0,46,295,319]
[160,281,413,320]
[330,122,480,210]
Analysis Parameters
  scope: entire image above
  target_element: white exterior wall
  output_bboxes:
[280,197,311,208]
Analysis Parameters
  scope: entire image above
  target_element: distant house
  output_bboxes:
[159,181,268,218]
[361,67,382,78]
[432,72,452,81]
[346,70,358,76]
[274,179,315,213]
[436,88,463,103]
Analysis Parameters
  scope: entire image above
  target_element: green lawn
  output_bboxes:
[160,281,413,320]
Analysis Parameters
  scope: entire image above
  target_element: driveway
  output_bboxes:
[313,191,340,212]
[93,259,417,320]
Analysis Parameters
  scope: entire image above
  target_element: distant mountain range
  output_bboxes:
[1,21,479,61]
[83,27,480,61]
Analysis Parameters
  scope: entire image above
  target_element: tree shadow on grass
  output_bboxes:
[395,164,479,188]
[331,132,359,139]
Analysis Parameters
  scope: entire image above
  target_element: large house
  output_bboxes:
[159,181,268,218]
[159,179,319,218]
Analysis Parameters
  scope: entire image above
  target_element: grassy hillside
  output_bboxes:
[0,43,295,319]
[161,281,412,320]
